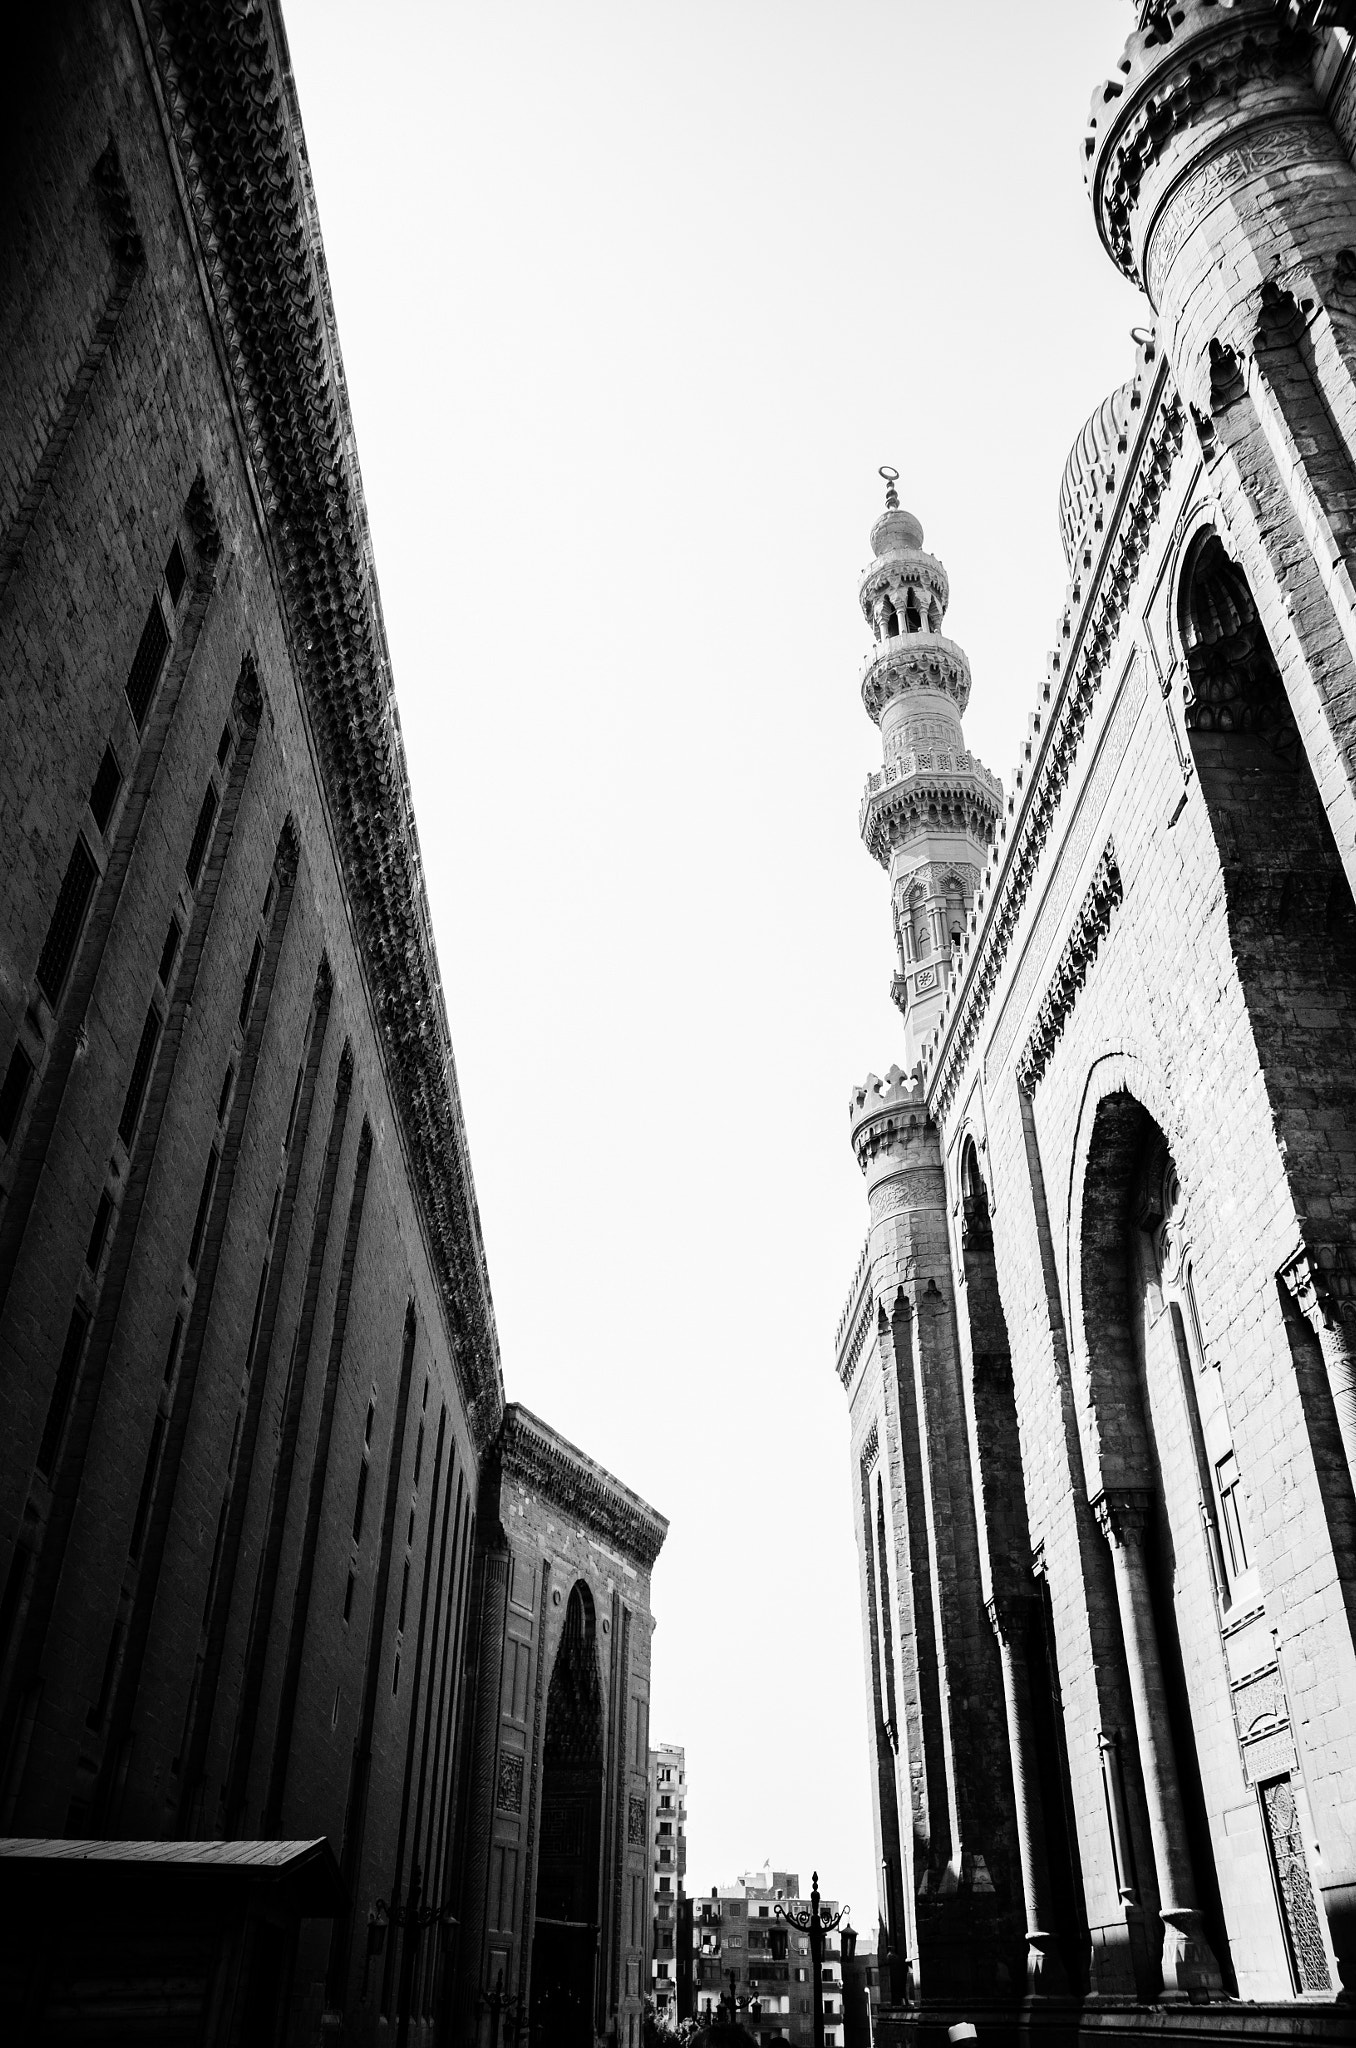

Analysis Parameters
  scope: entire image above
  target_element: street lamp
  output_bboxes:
[371,1860,451,2048]
[479,1966,526,2046]
[775,1871,848,2048]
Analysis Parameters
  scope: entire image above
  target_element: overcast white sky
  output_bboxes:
[284,0,1143,1934]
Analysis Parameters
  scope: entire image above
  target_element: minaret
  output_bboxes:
[857,470,1001,1071]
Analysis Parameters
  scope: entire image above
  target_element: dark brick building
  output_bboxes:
[834,5,1356,2045]
[0,4,664,2043]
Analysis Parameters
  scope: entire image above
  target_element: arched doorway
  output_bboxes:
[530,1581,605,2047]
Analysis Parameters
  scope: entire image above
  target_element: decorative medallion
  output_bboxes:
[496,1751,524,1815]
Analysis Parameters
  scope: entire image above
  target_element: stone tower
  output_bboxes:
[856,474,1002,1073]
[845,489,1021,2009]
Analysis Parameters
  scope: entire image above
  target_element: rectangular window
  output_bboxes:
[238,937,263,1030]
[129,1412,165,1561]
[343,1570,355,1622]
[1216,1450,1249,1579]
[185,783,219,889]
[36,838,98,1003]
[391,1651,400,1697]
[187,1144,220,1271]
[163,1314,184,1387]
[164,539,187,607]
[37,1306,90,1474]
[217,1064,235,1124]
[86,1619,124,1730]
[0,1042,34,1145]
[124,597,170,729]
[217,723,232,770]
[88,746,122,834]
[398,1558,410,1632]
[157,917,181,988]
[85,1191,113,1272]
[413,1422,424,1486]
[352,1459,369,1545]
[284,1062,304,1149]
[118,1004,161,1146]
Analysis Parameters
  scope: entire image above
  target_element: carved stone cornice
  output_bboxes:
[1016,841,1124,1094]
[835,1238,874,1392]
[1092,1487,1153,1549]
[139,0,503,1442]
[860,1419,880,1472]
[499,1404,668,1570]
[925,359,1183,1124]
[1083,0,1312,285]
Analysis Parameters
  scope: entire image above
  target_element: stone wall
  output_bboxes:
[0,6,504,2044]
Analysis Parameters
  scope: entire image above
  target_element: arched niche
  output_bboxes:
[530,1580,605,2047]
[1175,530,1356,1279]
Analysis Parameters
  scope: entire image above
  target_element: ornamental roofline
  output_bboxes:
[500,1403,669,1571]
[139,0,503,1443]
[920,337,1182,1123]
[1083,0,1310,283]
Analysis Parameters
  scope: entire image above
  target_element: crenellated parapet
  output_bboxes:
[849,1063,930,1180]
[1085,1,1312,285]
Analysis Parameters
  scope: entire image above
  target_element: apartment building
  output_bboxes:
[692,1870,846,2047]
[649,1741,688,2020]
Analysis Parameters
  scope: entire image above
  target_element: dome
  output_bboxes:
[1058,379,1135,567]
[871,504,925,558]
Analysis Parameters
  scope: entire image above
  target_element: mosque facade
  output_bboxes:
[835,5,1356,2039]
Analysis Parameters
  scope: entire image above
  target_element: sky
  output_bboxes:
[282,0,1144,1931]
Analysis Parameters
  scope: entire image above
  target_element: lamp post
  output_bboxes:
[371,1861,450,2048]
[775,1872,849,2048]
[479,1966,526,2046]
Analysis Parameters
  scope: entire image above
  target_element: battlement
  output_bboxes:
[850,1063,925,1121]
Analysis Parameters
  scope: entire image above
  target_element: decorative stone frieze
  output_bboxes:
[1016,842,1124,1094]
[499,1404,669,1569]
[859,755,1002,868]
[928,366,1182,1120]
[140,0,503,1439]
[1083,0,1313,285]
[860,636,973,725]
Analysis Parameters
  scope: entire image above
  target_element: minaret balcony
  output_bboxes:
[858,754,1003,865]
[860,632,972,723]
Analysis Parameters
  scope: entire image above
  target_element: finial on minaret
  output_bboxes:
[879,464,900,511]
